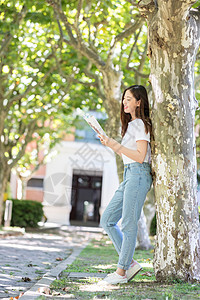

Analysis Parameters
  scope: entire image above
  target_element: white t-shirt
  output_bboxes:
[121,118,151,165]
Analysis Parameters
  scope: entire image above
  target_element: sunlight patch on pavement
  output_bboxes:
[0,243,63,252]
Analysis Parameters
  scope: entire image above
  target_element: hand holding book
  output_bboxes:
[83,113,108,137]
[81,111,122,157]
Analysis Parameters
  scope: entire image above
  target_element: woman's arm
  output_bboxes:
[118,140,148,163]
[98,134,147,163]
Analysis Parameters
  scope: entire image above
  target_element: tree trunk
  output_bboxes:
[21,178,28,200]
[101,67,124,182]
[136,208,153,250]
[0,168,10,225]
[143,187,155,234]
[148,5,200,282]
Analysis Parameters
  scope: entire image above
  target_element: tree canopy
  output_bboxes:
[0,0,200,218]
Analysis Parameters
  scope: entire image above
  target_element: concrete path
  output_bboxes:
[0,225,103,300]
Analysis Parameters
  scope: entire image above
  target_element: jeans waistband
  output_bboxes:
[124,162,151,169]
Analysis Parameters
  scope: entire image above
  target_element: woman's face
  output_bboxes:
[123,90,140,116]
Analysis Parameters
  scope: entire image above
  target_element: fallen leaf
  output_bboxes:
[98,270,105,273]
[141,272,152,277]
[105,241,112,244]
[27,264,33,267]
[42,261,51,265]
[62,287,70,291]
[56,257,63,261]
[38,287,51,295]
[18,292,24,298]
[22,277,31,282]
[52,291,61,296]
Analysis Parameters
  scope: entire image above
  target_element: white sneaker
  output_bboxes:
[126,260,142,282]
[99,272,127,285]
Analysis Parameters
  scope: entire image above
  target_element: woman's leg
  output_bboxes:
[117,168,152,271]
[100,180,125,254]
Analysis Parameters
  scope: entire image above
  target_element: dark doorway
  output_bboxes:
[70,170,102,227]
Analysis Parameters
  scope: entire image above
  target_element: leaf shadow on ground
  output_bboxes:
[50,235,200,300]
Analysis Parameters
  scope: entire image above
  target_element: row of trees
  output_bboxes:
[0,0,200,282]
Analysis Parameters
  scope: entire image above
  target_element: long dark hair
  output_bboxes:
[120,85,152,138]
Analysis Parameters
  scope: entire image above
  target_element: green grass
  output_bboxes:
[50,235,200,300]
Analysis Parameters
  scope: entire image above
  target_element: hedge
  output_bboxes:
[10,199,44,228]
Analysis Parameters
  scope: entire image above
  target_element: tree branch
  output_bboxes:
[126,29,142,68]
[126,65,149,78]
[48,0,78,45]
[126,34,149,79]
[0,5,27,58]
[83,62,105,100]
[9,119,37,169]
[57,58,106,101]
[47,0,106,69]
[126,0,139,5]
[107,18,143,64]
[75,0,84,42]
[137,39,148,73]
[5,54,56,112]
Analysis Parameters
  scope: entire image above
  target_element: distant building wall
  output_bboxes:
[43,140,119,225]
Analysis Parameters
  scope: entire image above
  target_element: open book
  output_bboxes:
[83,113,108,137]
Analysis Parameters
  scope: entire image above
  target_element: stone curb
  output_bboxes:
[67,272,106,279]
[20,242,89,300]
[0,227,25,238]
[0,231,24,238]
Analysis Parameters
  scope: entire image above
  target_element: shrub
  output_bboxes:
[150,213,156,236]
[10,199,43,228]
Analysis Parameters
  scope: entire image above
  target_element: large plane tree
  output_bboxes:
[137,0,200,281]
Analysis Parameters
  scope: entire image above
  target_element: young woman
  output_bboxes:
[98,85,153,285]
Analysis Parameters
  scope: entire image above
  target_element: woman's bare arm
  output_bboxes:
[98,134,148,163]
[117,140,148,163]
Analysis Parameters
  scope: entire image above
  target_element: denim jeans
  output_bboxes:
[100,162,153,270]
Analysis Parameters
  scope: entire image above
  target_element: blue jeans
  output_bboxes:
[100,162,153,270]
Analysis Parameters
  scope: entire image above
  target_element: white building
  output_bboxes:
[11,110,120,226]
[43,138,119,225]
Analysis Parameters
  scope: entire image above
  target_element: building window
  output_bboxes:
[27,178,44,189]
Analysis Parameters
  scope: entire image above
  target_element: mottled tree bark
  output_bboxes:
[142,0,200,281]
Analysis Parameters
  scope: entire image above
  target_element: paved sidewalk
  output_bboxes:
[0,225,103,300]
